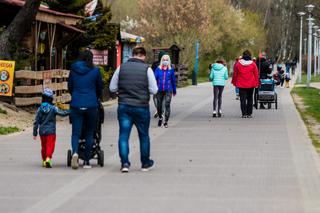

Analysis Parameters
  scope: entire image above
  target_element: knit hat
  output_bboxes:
[43,88,54,98]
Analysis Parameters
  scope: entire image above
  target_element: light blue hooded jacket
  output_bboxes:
[209,63,228,86]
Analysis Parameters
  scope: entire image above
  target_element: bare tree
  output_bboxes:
[0,0,42,59]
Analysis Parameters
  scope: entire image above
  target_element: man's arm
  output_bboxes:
[147,68,158,94]
[109,67,120,93]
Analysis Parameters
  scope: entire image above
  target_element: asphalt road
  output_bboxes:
[1,82,320,213]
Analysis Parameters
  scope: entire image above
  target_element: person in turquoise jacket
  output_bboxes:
[209,60,228,117]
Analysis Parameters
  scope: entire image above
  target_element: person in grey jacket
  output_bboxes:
[33,88,70,168]
[109,46,158,173]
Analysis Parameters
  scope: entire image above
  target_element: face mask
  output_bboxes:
[163,61,169,66]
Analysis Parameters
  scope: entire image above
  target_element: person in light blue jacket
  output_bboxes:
[209,60,228,117]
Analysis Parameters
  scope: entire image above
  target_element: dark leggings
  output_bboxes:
[239,88,254,116]
[157,92,172,122]
[213,86,224,112]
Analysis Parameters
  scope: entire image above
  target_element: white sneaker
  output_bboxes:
[71,153,79,169]
[213,111,217,117]
[83,161,92,169]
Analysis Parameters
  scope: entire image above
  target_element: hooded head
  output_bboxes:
[41,88,54,112]
[72,50,95,75]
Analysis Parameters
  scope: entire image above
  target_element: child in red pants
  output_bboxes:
[33,88,69,168]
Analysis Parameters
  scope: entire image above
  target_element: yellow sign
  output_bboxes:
[0,60,15,96]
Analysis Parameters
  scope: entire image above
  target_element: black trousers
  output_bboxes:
[157,92,172,122]
[239,88,254,116]
[213,86,224,112]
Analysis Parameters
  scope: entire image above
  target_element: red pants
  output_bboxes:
[40,135,56,160]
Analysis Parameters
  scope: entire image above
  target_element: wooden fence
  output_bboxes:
[14,69,71,106]
[175,64,189,85]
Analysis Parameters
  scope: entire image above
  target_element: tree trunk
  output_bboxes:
[0,0,42,59]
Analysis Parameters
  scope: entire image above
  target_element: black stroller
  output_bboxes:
[67,102,105,167]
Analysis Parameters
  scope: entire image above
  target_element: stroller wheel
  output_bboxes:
[268,103,272,109]
[67,149,72,167]
[98,150,104,167]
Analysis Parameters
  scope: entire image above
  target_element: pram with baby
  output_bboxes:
[255,79,278,110]
[67,102,105,167]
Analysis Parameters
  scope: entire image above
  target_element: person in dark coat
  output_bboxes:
[255,53,271,109]
[68,50,103,169]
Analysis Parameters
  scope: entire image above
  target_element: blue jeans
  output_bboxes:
[117,104,151,166]
[71,107,98,162]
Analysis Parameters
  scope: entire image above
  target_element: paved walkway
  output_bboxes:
[1,82,320,213]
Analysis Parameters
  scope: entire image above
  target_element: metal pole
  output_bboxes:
[298,13,305,83]
[307,17,314,87]
[314,33,318,76]
[318,30,320,74]
[192,40,200,86]
[304,38,307,55]
[306,4,315,87]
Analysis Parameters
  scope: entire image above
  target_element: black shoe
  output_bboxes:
[247,115,252,118]
[153,112,158,118]
[164,123,168,128]
[242,115,247,118]
[218,111,222,117]
[121,163,130,173]
[260,104,265,109]
[158,118,163,127]
[141,160,155,172]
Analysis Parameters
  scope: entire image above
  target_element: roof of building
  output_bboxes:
[120,31,145,43]
[0,0,84,19]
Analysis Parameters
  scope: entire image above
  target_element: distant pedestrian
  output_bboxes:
[232,50,259,118]
[68,50,103,169]
[33,88,70,168]
[285,72,291,88]
[277,64,285,87]
[154,54,177,128]
[151,51,167,118]
[109,47,158,173]
[209,60,228,117]
[234,57,241,100]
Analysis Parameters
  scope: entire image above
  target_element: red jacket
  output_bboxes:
[232,59,259,88]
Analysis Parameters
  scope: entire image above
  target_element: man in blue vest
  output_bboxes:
[109,47,158,173]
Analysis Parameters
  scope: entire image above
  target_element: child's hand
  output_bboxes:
[33,136,37,141]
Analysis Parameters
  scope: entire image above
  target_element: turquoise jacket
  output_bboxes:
[210,63,228,86]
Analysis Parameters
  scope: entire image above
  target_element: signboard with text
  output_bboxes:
[91,49,108,66]
[0,60,15,97]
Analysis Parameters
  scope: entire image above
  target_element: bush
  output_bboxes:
[0,127,19,135]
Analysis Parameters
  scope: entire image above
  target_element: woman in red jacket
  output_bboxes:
[232,50,259,118]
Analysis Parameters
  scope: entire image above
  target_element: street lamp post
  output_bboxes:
[306,4,315,87]
[318,29,320,75]
[304,38,308,55]
[298,12,306,83]
[313,25,319,77]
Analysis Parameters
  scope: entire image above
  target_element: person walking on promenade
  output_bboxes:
[154,54,177,128]
[277,64,285,87]
[209,60,228,117]
[255,52,271,109]
[232,50,259,118]
[109,47,158,173]
[68,50,103,169]
[151,51,167,118]
[33,88,70,168]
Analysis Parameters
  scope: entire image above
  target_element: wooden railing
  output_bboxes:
[14,69,71,106]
